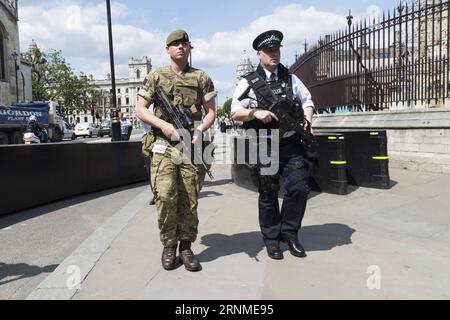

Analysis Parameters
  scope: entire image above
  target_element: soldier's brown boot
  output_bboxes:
[161,245,177,270]
[179,241,201,272]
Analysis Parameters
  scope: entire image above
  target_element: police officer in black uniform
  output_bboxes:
[231,30,315,260]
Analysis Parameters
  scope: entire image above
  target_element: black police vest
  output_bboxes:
[241,64,303,137]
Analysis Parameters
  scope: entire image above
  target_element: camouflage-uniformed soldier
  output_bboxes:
[136,30,217,272]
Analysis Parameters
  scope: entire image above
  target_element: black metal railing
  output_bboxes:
[290,0,450,112]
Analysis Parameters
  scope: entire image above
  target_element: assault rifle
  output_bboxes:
[238,77,315,145]
[153,85,214,180]
[269,102,315,145]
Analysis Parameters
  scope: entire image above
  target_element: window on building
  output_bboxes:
[136,69,141,80]
[84,117,88,123]
[118,88,121,93]
[118,98,122,106]
[126,97,130,105]
[0,28,5,80]
[126,88,129,93]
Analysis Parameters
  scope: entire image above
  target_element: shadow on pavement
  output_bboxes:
[198,232,263,262]
[299,223,356,252]
[203,179,234,187]
[198,223,355,263]
[390,180,399,188]
[0,262,58,286]
[0,182,148,230]
[199,191,223,199]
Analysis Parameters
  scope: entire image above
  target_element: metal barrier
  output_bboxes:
[339,130,390,189]
[311,133,349,195]
[0,141,147,216]
[231,131,391,195]
[230,135,349,195]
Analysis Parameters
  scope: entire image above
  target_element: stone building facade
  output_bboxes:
[0,0,19,106]
[70,57,152,124]
[0,0,32,106]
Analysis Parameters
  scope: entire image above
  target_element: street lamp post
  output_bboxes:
[20,71,25,101]
[106,0,121,141]
[11,51,19,103]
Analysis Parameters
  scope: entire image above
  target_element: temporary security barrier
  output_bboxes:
[231,134,349,195]
[0,141,147,216]
[310,133,348,195]
[338,130,390,189]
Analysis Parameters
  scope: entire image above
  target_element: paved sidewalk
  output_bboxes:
[26,158,450,300]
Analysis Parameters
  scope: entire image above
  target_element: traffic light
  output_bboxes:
[95,111,100,119]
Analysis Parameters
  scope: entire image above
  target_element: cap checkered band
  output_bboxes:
[256,35,282,50]
[253,30,284,50]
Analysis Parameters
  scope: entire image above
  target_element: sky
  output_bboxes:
[18,0,398,105]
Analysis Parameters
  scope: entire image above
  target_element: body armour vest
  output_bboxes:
[241,64,303,137]
[139,65,210,136]
[154,66,204,130]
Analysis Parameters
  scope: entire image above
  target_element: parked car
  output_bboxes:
[98,119,112,137]
[63,122,76,140]
[74,122,99,138]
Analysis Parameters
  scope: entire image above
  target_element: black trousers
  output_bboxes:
[257,140,311,246]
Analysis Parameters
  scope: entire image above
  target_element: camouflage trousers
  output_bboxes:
[151,139,206,247]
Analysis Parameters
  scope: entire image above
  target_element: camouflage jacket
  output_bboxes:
[138,65,216,123]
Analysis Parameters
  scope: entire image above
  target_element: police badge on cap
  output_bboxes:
[252,30,284,51]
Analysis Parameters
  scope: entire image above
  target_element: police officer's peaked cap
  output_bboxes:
[166,29,190,46]
[252,30,284,51]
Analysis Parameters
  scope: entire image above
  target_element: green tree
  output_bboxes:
[30,46,101,118]
[217,97,232,117]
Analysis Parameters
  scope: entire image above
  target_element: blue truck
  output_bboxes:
[0,101,64,144]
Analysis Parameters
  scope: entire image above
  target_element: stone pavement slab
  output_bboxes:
[27,161,450,300]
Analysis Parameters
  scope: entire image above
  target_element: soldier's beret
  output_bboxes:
[252,30,284,51]
[166,29,190,46]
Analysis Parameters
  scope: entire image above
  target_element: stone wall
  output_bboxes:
[313,108,450,175]
[0,0,20,106]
